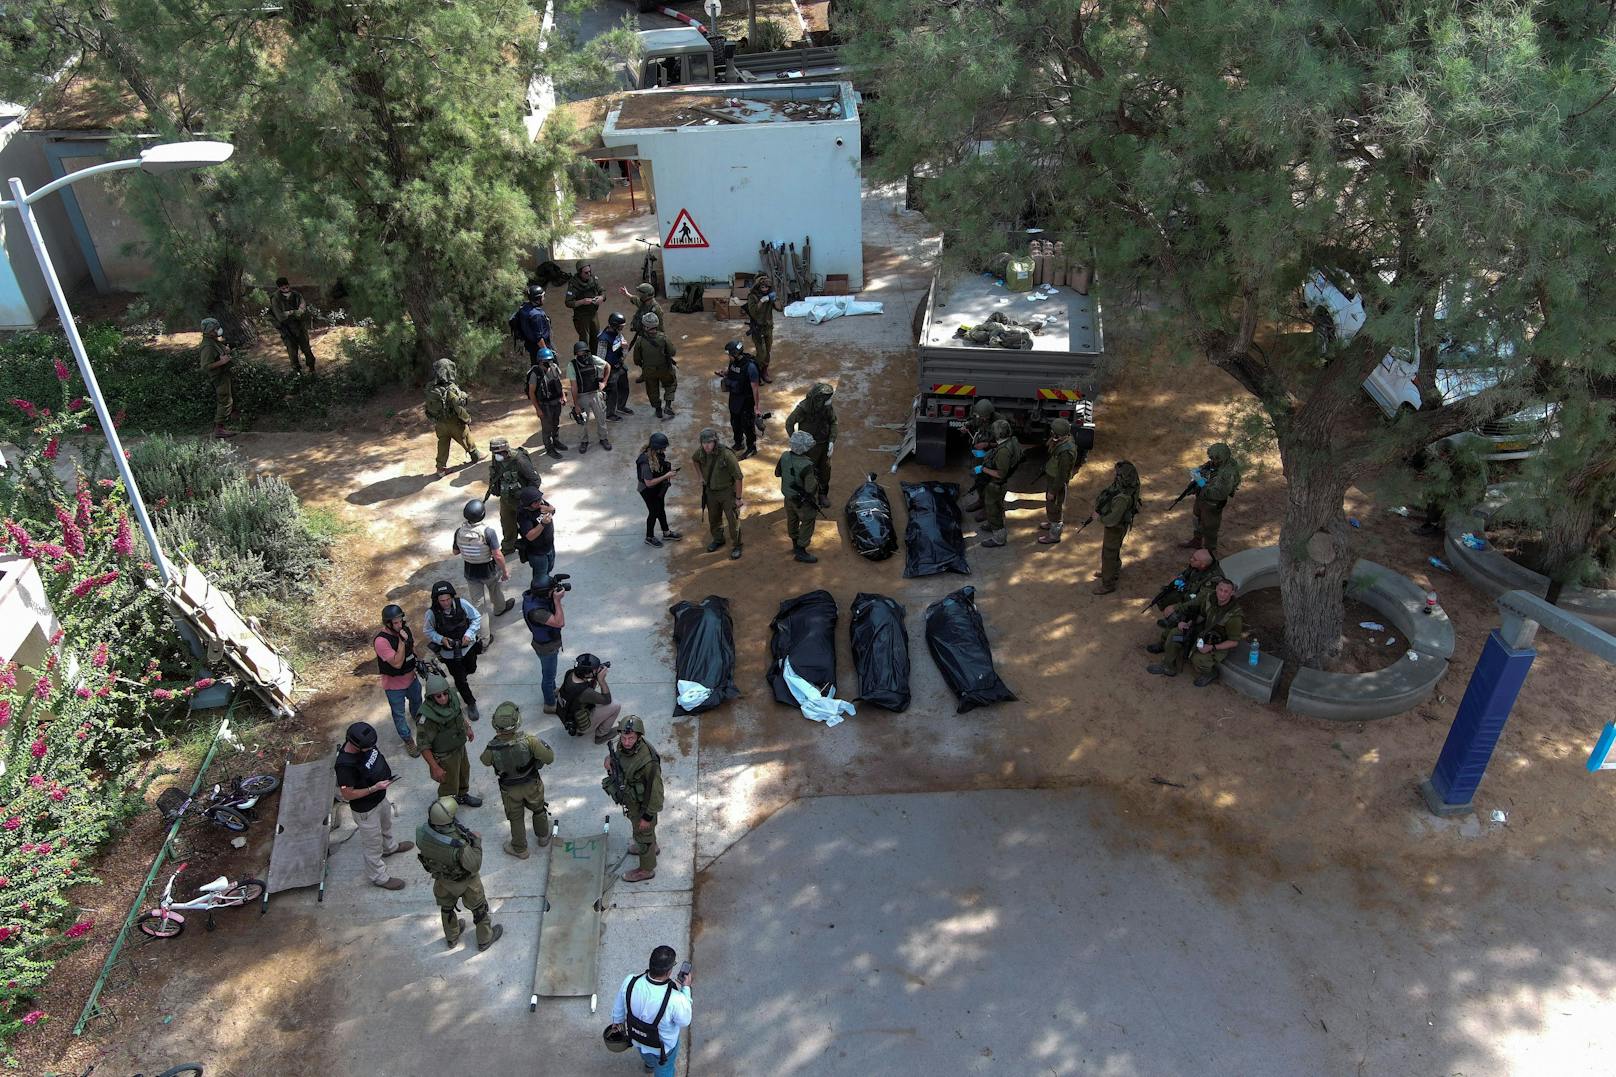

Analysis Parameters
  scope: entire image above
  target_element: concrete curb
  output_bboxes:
[1444,501,1616,634]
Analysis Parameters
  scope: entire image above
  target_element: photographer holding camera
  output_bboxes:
[523,570,568,711]
[515,484,557,582]
[557,653,622,742]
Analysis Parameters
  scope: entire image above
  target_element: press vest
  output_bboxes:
[557,675,594,735]
[430,600,472,645]
[572,356,601,394]
[455,524,494,565]
[625,974,677,1062]
[524,592,559,644]
[374,628,418,677]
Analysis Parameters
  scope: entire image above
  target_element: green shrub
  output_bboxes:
[126,434,248,505]
[155,474,330,598]
[742,20,792,53]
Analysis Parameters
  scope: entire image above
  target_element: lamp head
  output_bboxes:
[138,141,235,174]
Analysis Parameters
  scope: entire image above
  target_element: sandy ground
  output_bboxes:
[31,175,1616,1074]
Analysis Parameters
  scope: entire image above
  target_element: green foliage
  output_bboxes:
[742,20,792,54]
[153,474,330,599]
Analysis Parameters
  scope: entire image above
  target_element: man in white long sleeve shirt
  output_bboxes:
[610,945,692,1076]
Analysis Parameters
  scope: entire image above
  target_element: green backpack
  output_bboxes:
[425,383,455,421]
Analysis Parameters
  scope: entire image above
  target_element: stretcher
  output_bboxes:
[531,817,609,1013]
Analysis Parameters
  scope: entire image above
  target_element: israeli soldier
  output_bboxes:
[694,427,744,560]
[564,261,605,345]
[1088,460,1142,594]
[417,672,482,807]
[775,430,821,563]
[601,716,664,883]
[1149,577,1245,686]
[976,419,1022,548]
[743,275,782,382]
[784,382,837,507]
[959,398,997,511]
[268,276,317,374]
[1036,418,1084,546]
[620,281,662,338]
[484,437,539,556]
[477,702,555,859]
[425,358,482,476]
[632,313,678,419]
[416,795,504,951]
[1180,442,1242,555]
[199,317,235,440]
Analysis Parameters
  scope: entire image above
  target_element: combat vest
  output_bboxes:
[487,735,542,786]
[529,362,564,404]
[571,355,601,394]
[624,974,677,1063]
[374,627,418,678]
[416,822,480,880]
[490,449,532,497]
[556,675,594,736]
[425,383,457,421]
[723,356,753,397]
[455,524,494,565]
[523,591,560,645]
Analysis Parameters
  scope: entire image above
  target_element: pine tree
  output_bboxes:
[848,0,1616,663]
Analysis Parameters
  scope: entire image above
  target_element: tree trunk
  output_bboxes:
[748,0,758,46]
[1275,425,1356,668]
[401,264,450,373]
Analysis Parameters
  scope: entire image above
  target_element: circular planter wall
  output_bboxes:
[1444,501,1616,634]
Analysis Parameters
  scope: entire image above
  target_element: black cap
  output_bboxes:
[649,432,669,450]
[276,276,290,287]
[346,722,377,749]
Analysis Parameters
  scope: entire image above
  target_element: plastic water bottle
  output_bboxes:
[1348,517,1361,528]
[1248,639,1260,667]
[1424,591,1438,616]
[1428,556,1451,572]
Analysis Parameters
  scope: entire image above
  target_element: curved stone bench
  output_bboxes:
[1444,503,1616,634]
[1217,547,1453,720]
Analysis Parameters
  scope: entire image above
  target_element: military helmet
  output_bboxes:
[636,283,655,298]
[810,381,834,399]
[345,721,377,750]
[463,499,486,523]
[970,398,995,420]
[1049,418,1072,436]
[381,603,405,625]
[201,316,222,335]
[576,259,591,273]
[489,436,510,454]
[428,795,459,827]
[603,1024,631,1053]
[648,432,669,451]
[617,714,646,736]
[425,672,452,697]
[573,340,591,355]
[991,419,1013,440]
[699,426,718,444]
[608,311,626,328]
[575,653,603,673]
[491,702,521,731]
[529,571,554,594]
[536,346,556,362]
[725,340,745,357]
[527,283,544,300]
[789,430,815,454]
[641,312,660,329]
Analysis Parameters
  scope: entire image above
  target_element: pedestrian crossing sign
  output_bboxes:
[664,208,709,249]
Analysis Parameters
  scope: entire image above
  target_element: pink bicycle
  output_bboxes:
[137,862,264,939]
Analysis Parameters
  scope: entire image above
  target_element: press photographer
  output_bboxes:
[523,570,569,711]
[557,652,622,743]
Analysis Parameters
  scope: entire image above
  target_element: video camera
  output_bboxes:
[547,572,573,594]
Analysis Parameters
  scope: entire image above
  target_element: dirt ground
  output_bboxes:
[33,189,1616,1072]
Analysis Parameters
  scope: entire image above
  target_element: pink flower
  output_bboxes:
[97,478,115,489]
[64,921,92,939]
[48,628,63,646]
[113,515,133,557]
[9,399,36,417]
[49,788,65,802]
[55,507,84,556]
[92,641,109,669]
[53,357,70,381]
[0,664,13,690]
[68,397,84,411]
[28,775,44,789]
[36,842,52,855]
[0,927,12,943]
[195,677,215,689]
[4,520,34,558]
[75,484,93,526]
[30,737,46,759]
[2,818,19,831]
[42,437,60,461]
[152,688,174,701]
[0,699,9,726]
[0,876,8,887]
[34,675,50,700]
[74,686,91,699]
[69,569,118,599]
[18,902,30,913]
[21,1010,44,1025]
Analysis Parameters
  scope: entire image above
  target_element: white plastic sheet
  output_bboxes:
[781,658,856,727]
[677,679,715,710]
[783,296,886,324]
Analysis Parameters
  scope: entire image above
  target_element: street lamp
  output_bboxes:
[1,140,236,585]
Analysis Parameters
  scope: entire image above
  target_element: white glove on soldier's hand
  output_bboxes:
[827,442,835,458]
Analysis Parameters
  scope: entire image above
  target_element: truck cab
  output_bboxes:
[634,28,717,88]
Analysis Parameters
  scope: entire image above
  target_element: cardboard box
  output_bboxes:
[702,287,728,313]
[732,272,755,294]
[824,274,850,296]
[714,296,743,320]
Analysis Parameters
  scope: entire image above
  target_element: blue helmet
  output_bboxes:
[537,347,556,362]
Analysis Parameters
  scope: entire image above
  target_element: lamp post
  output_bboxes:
[1,140,235,585]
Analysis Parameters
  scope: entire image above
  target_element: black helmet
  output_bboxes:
[575,653,602,673]
[345,722,377,750]
[519,484,544,505]
[526,283,543,300]
[608,311,626,328]
[649,432,669,451]
[725,340,744,357]
[572,340,591,355]
[463,499,485,523]
[431,580,457,604]
[381,603,405,625]
[529,572,553,594]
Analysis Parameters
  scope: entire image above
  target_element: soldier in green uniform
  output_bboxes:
[976,419,1022,548]
[425,358,482,476]
[484,437,540,557]
[743,275,782,382]
[1153,548,1224,626]
[1179,442,1241,554]
[268,276,317,374]
[1036,419,1084,546]
[1148,577,1245,686]
[415,795,504,951]
[694,428,744,560]
[776,430,822,563]
[784,383,837,507]
[602,716,664,884]
[565,261,604,346]
[199,317,235,440]
[417,672,483,807]
[477,702,555,859]
[960,398,998,512]
[1088,460,1142,593]
[620,281,662,338]
[632,313,679,419]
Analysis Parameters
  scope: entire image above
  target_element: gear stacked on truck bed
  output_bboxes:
[953,311,1043,350]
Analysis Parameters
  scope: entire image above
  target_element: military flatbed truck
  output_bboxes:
[901,272,1104,469]
[632,28,850,90]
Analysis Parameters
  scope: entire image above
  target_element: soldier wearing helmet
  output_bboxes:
[601,715,664,883]
[1090,460,1143,595]
[960,398,999,513]
[975,418,1023,548]
[776,430,821,563]
[334,721,412,890]
[568,339,613,453]
[598,310,634,418]
[1037,417,1086,547]
[743,275,782,382]
[199,316,235,439]
[425,357,480,476]
[784,383,837,507]
[416,795,503,951]
[510,282,552,361]
[719,339,761,458]
[484,436,540,554]
[525,345,569,458]
[373,604,423,756]
[453,499,514,646]
[477,702,556,859]
[619,280,662,341]
[632,310,678,419]
[565,260,604,346]
[694,427,744,560]
[417,670,482,807]
[557,653,622,742]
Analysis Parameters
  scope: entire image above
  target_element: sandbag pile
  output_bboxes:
[669,596,740,715]
[923,586,1015,712]
[850,593,910,712]
[901,481,971,578]
[845,474,898,561]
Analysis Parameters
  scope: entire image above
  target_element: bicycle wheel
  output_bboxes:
[223,879,265,904]
[155,1065,204,1077]
[137,912,184,939]
[236,773,280,797]
[205,805,250,832]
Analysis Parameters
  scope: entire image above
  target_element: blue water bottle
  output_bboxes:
[1248,638,1260,667]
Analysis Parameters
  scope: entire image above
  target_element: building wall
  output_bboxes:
[603,87,863,290]
[0,123,92,329]
[55,146,153,291]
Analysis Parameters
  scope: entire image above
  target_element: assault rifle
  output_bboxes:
[1167,465,1214,511]
[789,477,830,521]
[604,740,629,808]
[1141,576,1188,614]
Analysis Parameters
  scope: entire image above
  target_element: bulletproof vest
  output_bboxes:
[430,599,471,643]
[530,363,564,403]
[488,735,541,785]
[724,358,752,397]
[636,334,674,370]
[416,823,470,879]
[556,675,593,735]
[624,974,676,1062]
[599,330,624,364]
[571,356,601,394]
[524,591,559,644]
[374,628,417,678]
[491,451,530,497]
[778,453,815,499]
[455,524,494,565]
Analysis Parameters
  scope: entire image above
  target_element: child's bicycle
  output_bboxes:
[137,862,264,939]
[78,1064,203,1076]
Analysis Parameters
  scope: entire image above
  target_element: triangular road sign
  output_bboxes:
[664,208,709,249]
